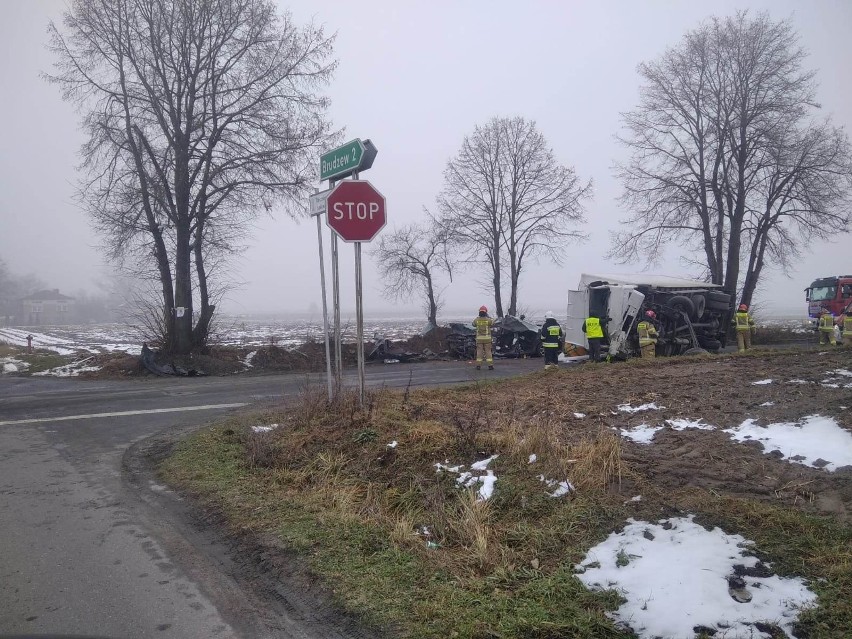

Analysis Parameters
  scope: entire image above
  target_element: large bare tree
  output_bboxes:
[612,12,852,306]
[437,116,590,317]
[371,221,453,327]
[48,0,336,353]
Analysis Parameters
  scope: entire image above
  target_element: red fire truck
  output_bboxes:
[804,275,852,318]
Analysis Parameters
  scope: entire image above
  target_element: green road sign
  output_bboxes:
[320,138,377,181]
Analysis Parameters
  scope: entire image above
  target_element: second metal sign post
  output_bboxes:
[314,138,384,406]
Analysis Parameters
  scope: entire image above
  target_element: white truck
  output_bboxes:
[565,273,734,359]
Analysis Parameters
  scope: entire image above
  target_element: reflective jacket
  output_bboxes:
[472,316,494,342]
[819,314,835,332]
[844,315,852,336]
[540,318,563,348]
[582,317,604,339]
[732,312,754,331]
[637,321,658,346]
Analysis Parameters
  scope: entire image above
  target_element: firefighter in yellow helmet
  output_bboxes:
[472,305,494,370]
[637,310,659,358]
[731,303,756,352]
[818,308,837,346]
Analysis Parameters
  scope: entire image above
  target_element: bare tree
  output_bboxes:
[47,0,336,354]
[371,221,453,327]
[438,116,590,317]
[612,11,852,304]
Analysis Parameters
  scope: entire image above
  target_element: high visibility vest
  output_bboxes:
[543,324,562,347]
[844,316,852,336]
[585,317,604,338]
[733,312,752,331]
[819,314,834,332]
[473,317,493,342]
[637,321,657,346]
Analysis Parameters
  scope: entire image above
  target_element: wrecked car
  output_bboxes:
[492,315,543,358]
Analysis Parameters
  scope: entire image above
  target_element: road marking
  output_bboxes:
[0,403,249,426]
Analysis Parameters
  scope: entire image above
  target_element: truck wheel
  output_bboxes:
[697,337,722,353]
[691,294,706,319]
[706,291,731,311]
[668,295,696,319]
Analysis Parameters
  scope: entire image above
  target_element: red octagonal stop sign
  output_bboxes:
[325,180,387,242]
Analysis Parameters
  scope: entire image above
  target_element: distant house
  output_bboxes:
[20,289,75,325]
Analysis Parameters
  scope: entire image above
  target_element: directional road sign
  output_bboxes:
[320,139,378,181]
[325,180,386,242]
[309,188,332,216]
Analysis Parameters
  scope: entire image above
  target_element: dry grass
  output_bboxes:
[565,430,623,492]
[162,350,852,638]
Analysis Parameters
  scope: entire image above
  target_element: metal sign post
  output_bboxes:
[354,241,366,406]
[318,138,381,406]
[311,191,334,402]
[331,237,342,391]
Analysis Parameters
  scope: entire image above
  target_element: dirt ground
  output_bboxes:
[552,349,852,523]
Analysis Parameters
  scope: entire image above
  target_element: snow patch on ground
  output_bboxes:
[32,358,101,377]
[243,350,257,368]
[667,418,715,431]
[751,378,773,385]
[620,424,663,444]
[1,357,30,374]
[724,415,852,472]
[435,455,499,501]
[617,402,664,413]
[573,412,586,418]
[576,516,817,639]
[760,401,775,407]
[538,475,575,498]
[251,424,279,433]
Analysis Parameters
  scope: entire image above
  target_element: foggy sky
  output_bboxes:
[1,0,849,319]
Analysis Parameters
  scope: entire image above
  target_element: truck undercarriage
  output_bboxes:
[567,274,734,360]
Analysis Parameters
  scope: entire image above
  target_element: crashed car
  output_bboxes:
[492,315,544,358]
[367,334,421,363]
[445,322,477,360]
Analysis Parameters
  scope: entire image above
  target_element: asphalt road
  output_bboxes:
[0,359,544,639]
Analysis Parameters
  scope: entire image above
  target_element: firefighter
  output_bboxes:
[540,311,563,369]
[818,308,837,346]
[472,305,494,370]
[842,306,852,345]
[637,310,659,358]
[582,314,605,362]
[732,304,756,352]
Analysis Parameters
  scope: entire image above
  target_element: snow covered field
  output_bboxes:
[0,316,439,355]
[0,315,812,357]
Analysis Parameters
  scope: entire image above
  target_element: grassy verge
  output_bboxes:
[161,365,851,638]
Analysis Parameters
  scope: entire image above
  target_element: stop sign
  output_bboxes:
[325,180,387,242]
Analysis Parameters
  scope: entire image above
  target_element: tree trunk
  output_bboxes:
[492,233,504,317]
[507,246,519,317]
[192,232,214,349]
[425,272,437,327]
[723,133,748,300]
[173,223,194,355]
[152,231,176,352]
[740,227,769,308]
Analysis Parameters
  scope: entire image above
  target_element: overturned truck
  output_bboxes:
[564,273,734,359]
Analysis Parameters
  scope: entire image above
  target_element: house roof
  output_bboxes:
[21,289,75,302]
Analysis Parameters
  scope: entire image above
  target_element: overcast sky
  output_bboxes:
[0,0,849,319]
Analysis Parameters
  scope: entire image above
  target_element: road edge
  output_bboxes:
[121,422,386,639]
